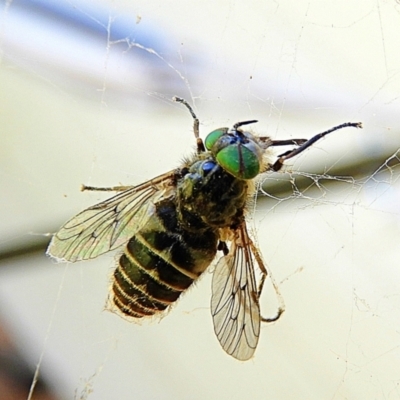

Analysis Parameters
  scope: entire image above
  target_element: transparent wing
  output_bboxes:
[211,224,261,361]
[47,170,176,262]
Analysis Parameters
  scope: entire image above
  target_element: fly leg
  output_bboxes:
[81,184,132,192]
[173,96,205,153]
[270,122,362,171]
[249,240,285,323]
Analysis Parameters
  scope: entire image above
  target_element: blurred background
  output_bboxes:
[0,0,400,399]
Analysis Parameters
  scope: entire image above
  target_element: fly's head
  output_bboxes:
[204,121,266,180]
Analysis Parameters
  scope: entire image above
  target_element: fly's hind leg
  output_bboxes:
[250,241,285,323]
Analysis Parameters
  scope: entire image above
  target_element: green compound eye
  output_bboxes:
[216,144,260,180]
[205,128,228,150]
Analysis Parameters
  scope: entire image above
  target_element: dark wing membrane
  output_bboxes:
[211,225,261,361]
[47,170,176,262]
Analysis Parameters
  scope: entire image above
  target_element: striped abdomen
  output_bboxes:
[111,199,218,318]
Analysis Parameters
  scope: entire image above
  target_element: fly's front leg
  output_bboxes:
[271,122,362,172]
[173,96,205,153]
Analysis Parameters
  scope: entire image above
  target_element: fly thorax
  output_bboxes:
[177,159,248,229]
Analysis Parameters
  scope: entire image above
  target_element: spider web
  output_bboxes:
[0,1,400,399]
